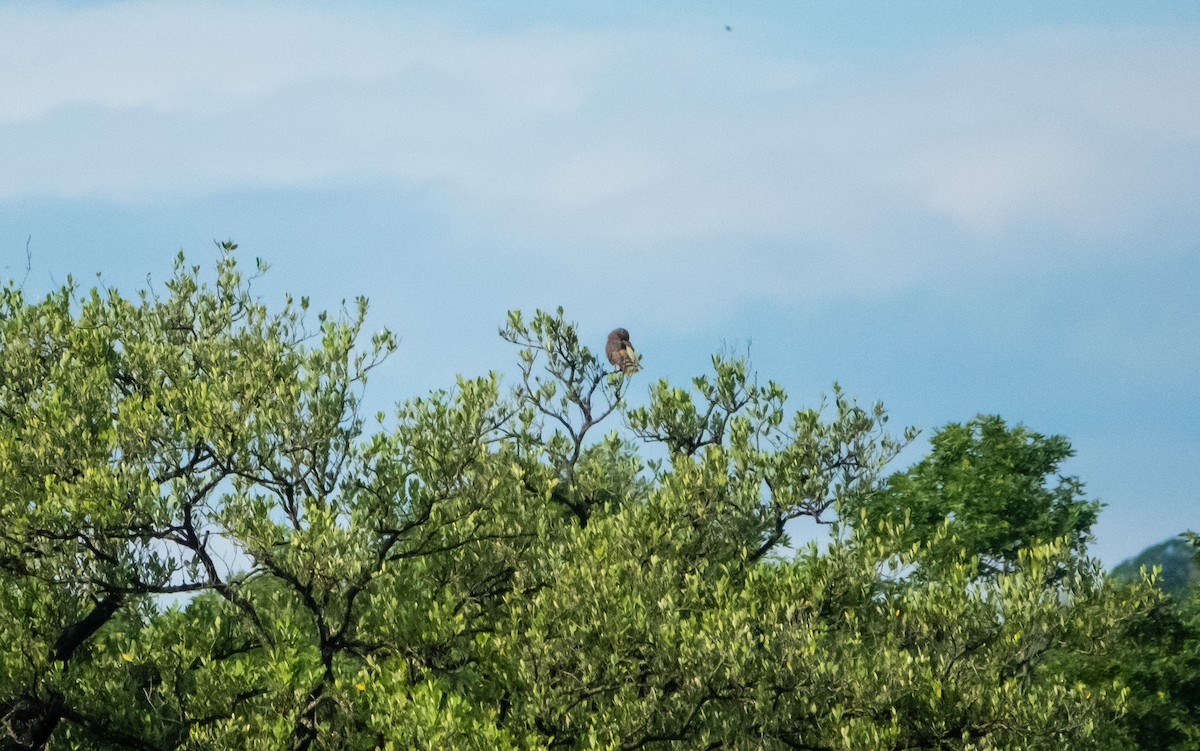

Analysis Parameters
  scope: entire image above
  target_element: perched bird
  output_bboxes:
[606,328,641,374]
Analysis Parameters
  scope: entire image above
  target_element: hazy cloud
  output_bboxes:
[2,3,1197,325]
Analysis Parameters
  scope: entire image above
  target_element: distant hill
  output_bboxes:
[1111,535,1199,597]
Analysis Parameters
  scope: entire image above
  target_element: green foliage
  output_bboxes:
[0,252,1154,749]
[846,415,1101,575]
[1067,533,1200,750]
[1101,594,1200,750]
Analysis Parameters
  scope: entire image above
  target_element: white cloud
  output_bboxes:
[1,3,1198,326]
[0,3,603,124]
[868,27,1200,242]
[906,132,1095,234]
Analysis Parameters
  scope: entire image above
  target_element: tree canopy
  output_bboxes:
[843,415,1101,576]
[0,249,1165,749]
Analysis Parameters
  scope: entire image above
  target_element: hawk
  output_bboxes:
[605,328,641,374]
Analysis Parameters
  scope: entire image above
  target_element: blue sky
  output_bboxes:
[2,1,1197,565]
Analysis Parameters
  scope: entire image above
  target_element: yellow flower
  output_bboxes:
[355,682,366,691]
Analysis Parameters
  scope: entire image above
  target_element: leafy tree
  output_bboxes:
[0,249,1151,749]
[1069,533,1200,751]
[1097,590,1200,750]
[838,413,1200,749]
[846,415,1101,575]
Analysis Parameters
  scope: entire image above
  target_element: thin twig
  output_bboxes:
[20,234,32,287]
